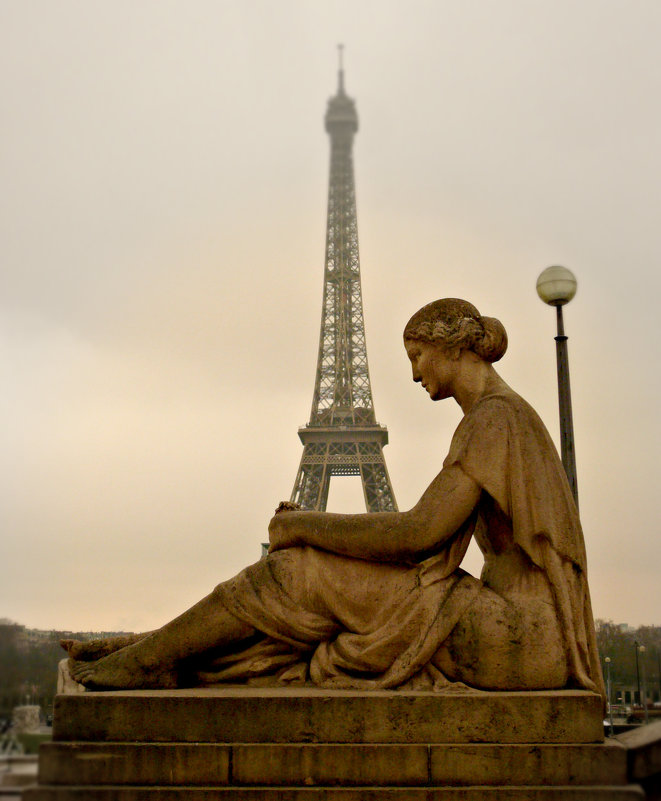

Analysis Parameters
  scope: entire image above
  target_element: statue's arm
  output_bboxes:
[268,464,480,563]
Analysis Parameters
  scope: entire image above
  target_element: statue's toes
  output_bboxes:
[69,660,91,681]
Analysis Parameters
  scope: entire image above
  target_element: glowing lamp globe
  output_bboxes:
[536,266,577,306]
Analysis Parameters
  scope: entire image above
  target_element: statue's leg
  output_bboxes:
[70,590,255,690]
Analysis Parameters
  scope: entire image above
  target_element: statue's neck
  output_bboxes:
[454,364,509,415]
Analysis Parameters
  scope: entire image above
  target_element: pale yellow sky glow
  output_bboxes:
[1,1,660,632]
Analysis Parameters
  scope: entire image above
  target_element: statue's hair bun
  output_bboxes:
[404,298,508,363]
[473,316,507,363]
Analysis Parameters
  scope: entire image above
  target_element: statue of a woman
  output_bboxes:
[64,298,604,697]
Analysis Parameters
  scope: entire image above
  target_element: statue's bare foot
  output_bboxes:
[60,633,150,661]
[68,647,178,690]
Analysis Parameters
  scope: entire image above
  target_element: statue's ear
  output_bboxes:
[446,346,462,361]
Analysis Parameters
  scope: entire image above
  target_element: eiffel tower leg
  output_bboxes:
[291,444,332,511]
[292,440,397,514]
[358,444,398,513]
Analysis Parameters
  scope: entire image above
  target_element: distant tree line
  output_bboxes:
[0,621,130,718]
[0,619,659,717]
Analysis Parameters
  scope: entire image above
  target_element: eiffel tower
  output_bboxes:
[290,51,398,513]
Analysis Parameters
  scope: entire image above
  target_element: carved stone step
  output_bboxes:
[22,783,646,800]
[38,741,628,787]
[51,689,603,745]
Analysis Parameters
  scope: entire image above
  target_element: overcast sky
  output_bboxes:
[2,1,659,633]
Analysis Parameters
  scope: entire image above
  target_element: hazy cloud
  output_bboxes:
[1,0,659,632]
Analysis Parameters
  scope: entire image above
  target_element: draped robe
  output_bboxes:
[199,390,604,697]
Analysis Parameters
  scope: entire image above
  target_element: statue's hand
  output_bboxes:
[268,511,302,554]
[274,500,302,515]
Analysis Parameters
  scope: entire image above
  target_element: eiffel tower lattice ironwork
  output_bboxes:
[290,53,398,513]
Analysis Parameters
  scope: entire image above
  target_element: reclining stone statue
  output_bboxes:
[61,298,605,697]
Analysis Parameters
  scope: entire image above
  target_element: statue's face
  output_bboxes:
[405,339,457,402]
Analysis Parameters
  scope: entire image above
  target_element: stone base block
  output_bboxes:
[50,688,603,745]
[23,784,645,800]
[38,741,627,787]
[25,688,645,799]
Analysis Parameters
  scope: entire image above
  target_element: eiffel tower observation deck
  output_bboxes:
[290,50,398,513]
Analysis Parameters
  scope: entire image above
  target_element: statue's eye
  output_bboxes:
[407,345,421,364]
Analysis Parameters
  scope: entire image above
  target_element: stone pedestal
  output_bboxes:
[25,688,644,799]
[12,704,41,734]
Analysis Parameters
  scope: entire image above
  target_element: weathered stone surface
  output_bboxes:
[615,719,661,781]
[38,743,230,786]
[41,741,626,788]
[232,744,428,786]
[51,688,604,745]
[430,741,627,786]
[39,743,428,787]
[22,784,646,799]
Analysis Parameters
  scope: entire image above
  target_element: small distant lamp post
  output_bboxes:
[536,266,579,508]
[605,657,614,735]
[640,646,649,724]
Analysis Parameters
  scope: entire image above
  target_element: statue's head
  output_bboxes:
[403,298,508,363]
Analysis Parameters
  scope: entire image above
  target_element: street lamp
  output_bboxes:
[536,265,579,508]
[640,645,649,725]
[604,657,614,735]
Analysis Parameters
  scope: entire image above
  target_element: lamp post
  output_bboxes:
[635,640,641,706]
[604,657,614,735]
[536,266,579,508]
[640,645,649,725]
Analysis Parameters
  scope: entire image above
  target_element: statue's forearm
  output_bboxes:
[275,509,424,563]
[268,466,480,562]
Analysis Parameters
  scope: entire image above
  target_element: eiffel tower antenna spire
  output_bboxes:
[290,59,398,513]
[337,43,344,93]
